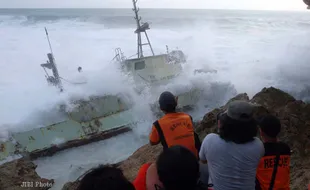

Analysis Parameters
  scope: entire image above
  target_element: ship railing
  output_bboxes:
[112,48,126,62]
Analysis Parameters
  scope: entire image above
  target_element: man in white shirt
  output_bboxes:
[199,100,265,190]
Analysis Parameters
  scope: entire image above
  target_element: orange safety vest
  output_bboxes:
[149,112,199,157]
[256,142,291,190]
[133,163,152,190]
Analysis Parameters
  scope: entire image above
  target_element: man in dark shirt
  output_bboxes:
[256,114,291,190]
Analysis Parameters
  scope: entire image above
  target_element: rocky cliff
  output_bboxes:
[0,87,309,190]
[0,159,54,190]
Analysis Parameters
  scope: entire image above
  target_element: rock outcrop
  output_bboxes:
[0,158,54,190]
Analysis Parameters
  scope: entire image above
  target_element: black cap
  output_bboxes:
[159,91,177,112]
[257,114,281,138]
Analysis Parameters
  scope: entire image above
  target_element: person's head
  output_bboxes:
[156,145,199,190]
[159,91,178,113]
[218,100,258,144]
[78,164,135,190]
[257,114,281,141]
[78,66,82,72]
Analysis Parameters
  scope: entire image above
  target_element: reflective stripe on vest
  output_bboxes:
[153,120,168,149]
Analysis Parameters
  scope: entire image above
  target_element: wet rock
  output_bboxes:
[62,86,310,190]
[119,144,162,181]
[0,158,54,190]
[62,181,80,190]
[225,93,250,106]
[195,92,251,138]
[251,87,295,112]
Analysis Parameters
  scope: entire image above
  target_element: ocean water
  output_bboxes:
[1,8,310,189]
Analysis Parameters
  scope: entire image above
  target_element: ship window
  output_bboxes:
[135,61,146,70]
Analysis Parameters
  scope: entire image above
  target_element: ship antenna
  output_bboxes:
[45,27,54,56]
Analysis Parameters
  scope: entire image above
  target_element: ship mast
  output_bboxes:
[132,0,155,58]
[41,27,64,92]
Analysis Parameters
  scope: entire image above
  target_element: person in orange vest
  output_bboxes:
[256,114,291,190]
[149,91,201,158]
[133,145,204,190]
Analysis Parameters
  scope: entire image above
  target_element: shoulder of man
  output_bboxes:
[174,112,194,122]
[177,112,192,118]
[263,141,291,156]
[253,137,264,145]
[180,113,195,123]
[276,141,291,151]
[202,133,219,144]
[252,137,265,156]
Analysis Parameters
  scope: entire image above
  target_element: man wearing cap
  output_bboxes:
[199,100,265,190]
[256,114,291,190]
[149,91,201,158]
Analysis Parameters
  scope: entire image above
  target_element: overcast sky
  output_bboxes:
[0,0,306,10]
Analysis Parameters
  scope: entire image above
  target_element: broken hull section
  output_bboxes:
[0,88,202,162]
[149,87,203,114]
[175,88,202,108]
[0,95,137,161]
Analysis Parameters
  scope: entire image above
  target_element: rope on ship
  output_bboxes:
[59,77,87,85]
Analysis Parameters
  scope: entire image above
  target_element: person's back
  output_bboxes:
[256,115,291,190]
[201,133,263,190]
[199,101,265,190]
[149,91,201,157]
[152,112,198,155]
